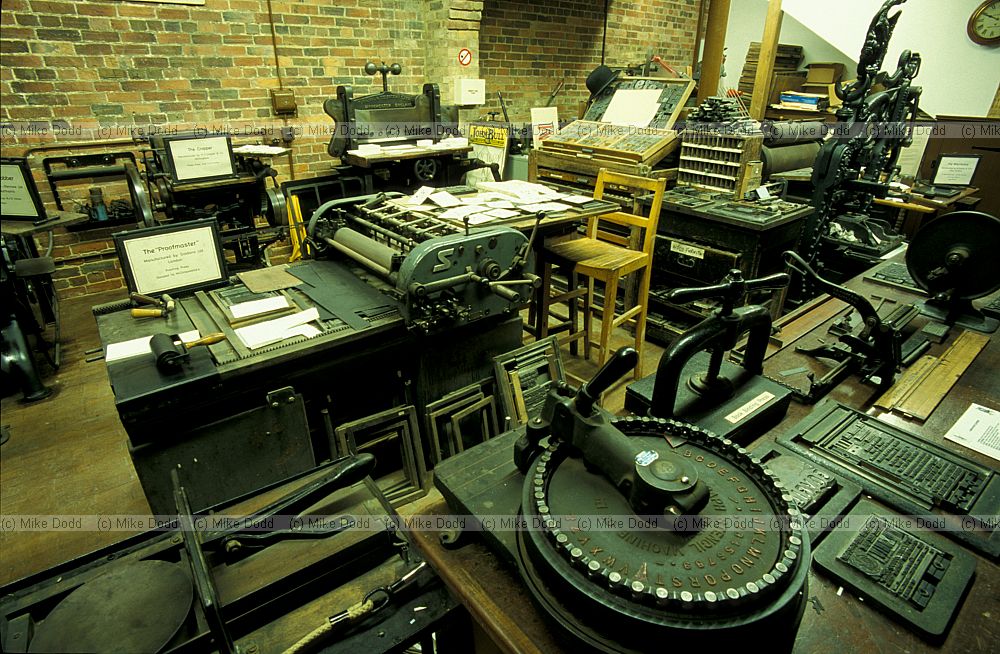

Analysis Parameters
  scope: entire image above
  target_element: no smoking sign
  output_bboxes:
[458,48,473,67]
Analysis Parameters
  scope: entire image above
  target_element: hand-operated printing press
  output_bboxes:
[94,193,534,514]
[627,270,794,442]
[0,455,461,653]
[324,63,497,188]
[129,132,290,268]
[435,348,810,652]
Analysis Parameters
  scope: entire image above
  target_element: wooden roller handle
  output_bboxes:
[182,332,227,349]
[131,308,165,318]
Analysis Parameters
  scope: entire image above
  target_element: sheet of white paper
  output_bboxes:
[944,403,1000,463]
[897,126,930,179]
[522,202,572,212]
[440,205,483,219]
[558,194,593,205]
[486,200,516,209]
[105,330,201,362]
[485,208,519,219]
[235,308,320,350]
[600,88,662,127]
[429,191,462,208]
[286,324,321,339]
[407,186,435,205]
[475,181,561,202]
[467,213,496,225]
[229,296,290,319]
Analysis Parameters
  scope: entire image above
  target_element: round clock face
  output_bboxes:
[969,0,1000,45]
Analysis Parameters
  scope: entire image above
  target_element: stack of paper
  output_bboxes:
[235,308,321,349]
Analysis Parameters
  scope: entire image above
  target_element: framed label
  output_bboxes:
[114,219,227,296]
[0,157,47,221]
[163,134,236,183]
[932,154,981,186]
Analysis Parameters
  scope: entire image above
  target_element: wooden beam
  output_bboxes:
[697,0,731,104]
[749,0,784,120]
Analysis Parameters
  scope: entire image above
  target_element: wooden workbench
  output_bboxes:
[411,259,1000,654]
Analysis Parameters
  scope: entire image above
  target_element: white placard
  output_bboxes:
[530,106,559,149]
[944,403,1000,463]
[724,392,775,424]
[670,241,705,259]
[0,162,41,217]
[121,224,223,295]
[897,126,930,179]
[167,136,234,181]
[932,155,980,186]
[600,89,662,128]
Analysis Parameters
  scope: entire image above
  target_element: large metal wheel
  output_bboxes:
[413,157,439,182]
[124,162,155,227]
[907,210,1000,300]
[515,416,809,652]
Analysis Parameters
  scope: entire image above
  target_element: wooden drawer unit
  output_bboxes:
[652,234,741,286]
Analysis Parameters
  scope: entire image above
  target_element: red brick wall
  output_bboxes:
[1,0,429,298]
[479,0,702,122]
[1,0,703,299]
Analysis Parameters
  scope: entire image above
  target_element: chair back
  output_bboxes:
[590,168,666,256]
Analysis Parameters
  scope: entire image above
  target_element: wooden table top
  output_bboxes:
[1,211,89,236]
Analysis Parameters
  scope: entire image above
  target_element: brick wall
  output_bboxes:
[479,0,703,122]
[1,0,703,299]
[1,0,429,298]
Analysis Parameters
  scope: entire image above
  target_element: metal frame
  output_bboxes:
[335,405,427,507]
[492,336,565,427]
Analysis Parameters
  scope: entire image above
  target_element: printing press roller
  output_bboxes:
[309,194,539,333]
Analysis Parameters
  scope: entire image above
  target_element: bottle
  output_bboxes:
[90,187,109,222]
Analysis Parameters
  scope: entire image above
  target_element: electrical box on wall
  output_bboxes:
[270,88,297,115]
[454,79,486,106]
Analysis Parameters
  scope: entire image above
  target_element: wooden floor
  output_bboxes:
[0,291,666,586]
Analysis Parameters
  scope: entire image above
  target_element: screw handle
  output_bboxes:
[575,346,638,414]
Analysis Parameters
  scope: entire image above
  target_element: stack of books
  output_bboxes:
[776,91,830,111]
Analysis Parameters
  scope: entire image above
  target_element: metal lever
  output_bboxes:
[665,269,789,317]
[575,346,638,415]
[784,251,879,332]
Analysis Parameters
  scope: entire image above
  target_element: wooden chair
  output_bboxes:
[534,169,666,378]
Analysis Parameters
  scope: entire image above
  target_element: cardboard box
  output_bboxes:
[806,62,847,85]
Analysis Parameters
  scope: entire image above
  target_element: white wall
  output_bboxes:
[723,0,857,97]
[775,0,1000,117]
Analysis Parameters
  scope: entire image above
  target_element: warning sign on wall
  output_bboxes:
[458,48,473,67]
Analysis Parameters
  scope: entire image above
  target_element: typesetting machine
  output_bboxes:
[436,349,810,651]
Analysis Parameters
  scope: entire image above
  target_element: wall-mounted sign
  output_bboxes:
[458,48,473,67]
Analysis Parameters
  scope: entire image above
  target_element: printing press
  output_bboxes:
[92,193,537,515]
[134,132,290,268]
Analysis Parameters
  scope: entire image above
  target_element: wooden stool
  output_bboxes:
[534,169,666,378]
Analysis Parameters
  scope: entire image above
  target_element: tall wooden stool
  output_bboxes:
[535,169,665,378]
